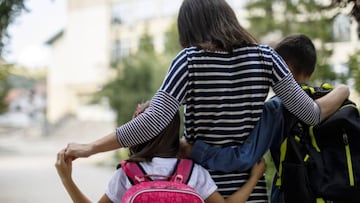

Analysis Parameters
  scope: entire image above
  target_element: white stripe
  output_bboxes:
[163,60,188,91]
[185,102,264,109]
[186,94,267,101]
[188,68,271,76]
[189,60,268,69]
[168,71,188,96]
[211,173,249,178]
[187,117,260,124]
[193,132,251,139]
[192,140,246,145]
[192,124,255,132]
[190,77,271,84]
[189,53,262,62]
[191,109,263,117]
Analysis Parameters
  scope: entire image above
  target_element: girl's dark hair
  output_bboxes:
[128,102,180,162]
[177,0,257,52]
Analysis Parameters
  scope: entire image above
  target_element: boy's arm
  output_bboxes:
[188,99,284,172]
[55,149,112,203]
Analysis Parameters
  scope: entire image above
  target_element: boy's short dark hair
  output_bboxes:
[275,34,316,77]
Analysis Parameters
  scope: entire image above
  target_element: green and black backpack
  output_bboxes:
[276,84,360,203]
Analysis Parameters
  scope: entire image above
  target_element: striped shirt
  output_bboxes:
[116,44,321,202]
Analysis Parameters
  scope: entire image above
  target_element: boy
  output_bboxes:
[179,34,331,203]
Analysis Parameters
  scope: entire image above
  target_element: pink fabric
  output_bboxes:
[121,181,204,203]
[120,159,204,203]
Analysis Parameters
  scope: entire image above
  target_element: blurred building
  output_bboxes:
[46,0,359,123]
[46,0,111,123]
[329,11,359,69]
[329,4,360,105]
[45,0,246,123]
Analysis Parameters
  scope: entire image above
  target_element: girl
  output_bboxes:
[55,102,266,203]
[64,0,349,201]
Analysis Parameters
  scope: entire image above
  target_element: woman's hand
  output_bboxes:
[55,148,73,181]
[64,143,93,160]
[64,132,122,161]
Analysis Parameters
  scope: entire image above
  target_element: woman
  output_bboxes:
[64,0,349,201]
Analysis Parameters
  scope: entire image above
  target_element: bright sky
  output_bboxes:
[3,0,66,68]
[2,0,249,69]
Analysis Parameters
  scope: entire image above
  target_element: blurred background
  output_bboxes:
[0,0,359,202]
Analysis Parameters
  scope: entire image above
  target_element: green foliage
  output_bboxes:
[246,0,336,84]
[264,151,276,192]
[0,0,27,54]
[0,65,10,113]
[0,0,26,111]
[99,30,163,125]
[348,50,360,93]
[310,44,337,85]
[246,0,277,37]
[163,21,182,56]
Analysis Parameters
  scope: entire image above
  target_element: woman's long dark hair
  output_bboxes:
[177,0,257,52]
[128,102,181,162]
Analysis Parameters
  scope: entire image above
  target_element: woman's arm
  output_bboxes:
[268,46,349,125]
[65,132,121,160]
[315,84,349,120]
[274,74,349,125]
[65,50,188,160]
[204,159,266,203]
[55,149,113,203]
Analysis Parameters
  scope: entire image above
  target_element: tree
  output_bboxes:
[0,0,27,54]
[331,0,360,37]
[0,0,26,113]
[0,61,11,113]
[245,0,337,85]
[99,30,160,125]
[348,49,360,93]
[163,21,181,57]
[329,1,360,94]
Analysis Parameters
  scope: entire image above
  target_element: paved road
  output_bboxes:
[0,120,118,203]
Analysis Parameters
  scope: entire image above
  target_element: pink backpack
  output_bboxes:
[120,159,204,203]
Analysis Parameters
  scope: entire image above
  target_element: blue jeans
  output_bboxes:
[190,97,284,203]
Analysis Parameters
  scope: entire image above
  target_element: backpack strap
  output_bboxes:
[122,159,194,185]
[121,160,151,185]
[170,159,194,184]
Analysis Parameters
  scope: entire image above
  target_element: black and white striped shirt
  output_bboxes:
[116,44,321,202]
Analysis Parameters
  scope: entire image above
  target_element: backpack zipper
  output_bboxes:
[343,133,355,187]
[309,126,321,152]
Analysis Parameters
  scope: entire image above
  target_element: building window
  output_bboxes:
[120,39,131,58]
[159,0,182,17]
[332,14,351,42]
[135,0,157,20]
[111,3,132,25]
[111,40,121,66]
[111,39,132,67]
